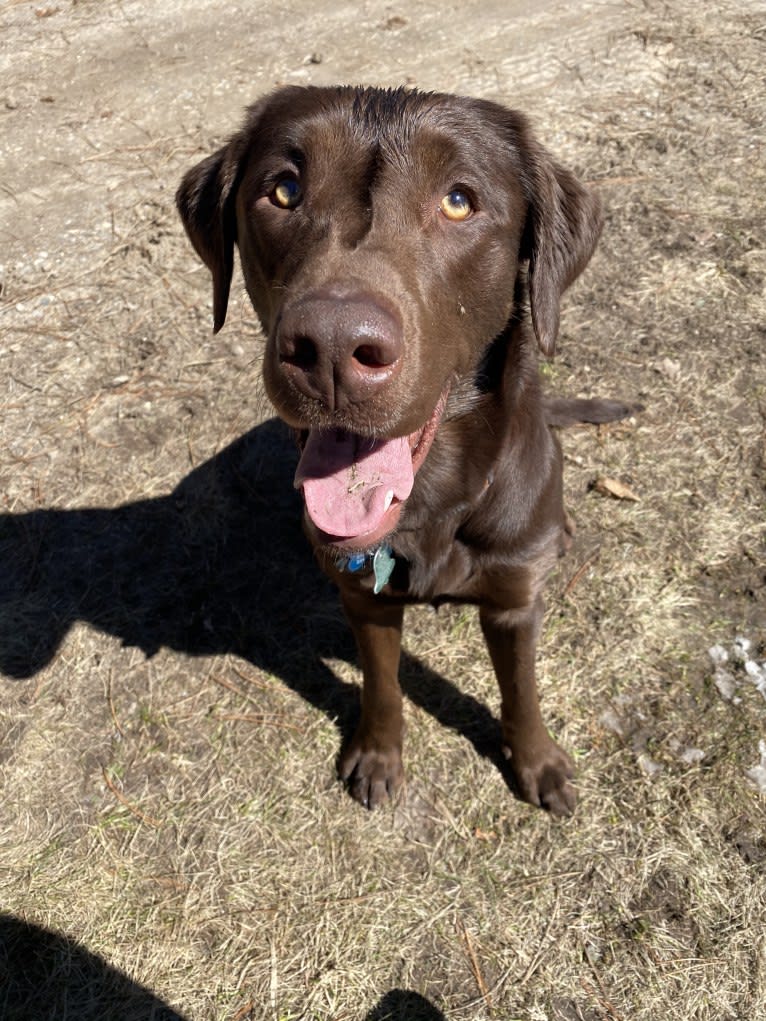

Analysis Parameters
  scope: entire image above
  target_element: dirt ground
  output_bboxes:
[1,1,765,1019]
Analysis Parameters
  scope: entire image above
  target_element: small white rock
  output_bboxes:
[679,747,705,765]
[732,636,752,661]
[658,357,681,380]
[714,667,737,701]
[746,740,766,793]
[599,709,624,737]
[637,752,663,776]
[744,661,766,699]
[744,659,765,681]
[708,644,729,666]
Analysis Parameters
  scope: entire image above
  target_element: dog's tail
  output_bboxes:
[544,396,643,428]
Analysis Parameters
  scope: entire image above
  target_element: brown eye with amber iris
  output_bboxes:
[272,177,302,209]
[440,189,473,221]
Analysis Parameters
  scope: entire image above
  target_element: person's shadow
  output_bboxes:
[0,913,189,1020]
[0,913,447,1021]
[0,418,511,788]
[363,989,446,1020]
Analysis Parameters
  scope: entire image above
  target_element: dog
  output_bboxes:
[177,85,635,816]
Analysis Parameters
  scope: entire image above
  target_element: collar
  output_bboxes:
[338,543,396,594]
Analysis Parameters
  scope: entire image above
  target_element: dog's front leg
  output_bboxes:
[338,587,405,809]
[480,597,575,816]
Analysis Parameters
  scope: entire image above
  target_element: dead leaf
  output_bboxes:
[591,476,640,502]
[473,827,498,841]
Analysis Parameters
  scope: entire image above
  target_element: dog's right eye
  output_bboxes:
[440,189,473,222]
[272,177,302,209]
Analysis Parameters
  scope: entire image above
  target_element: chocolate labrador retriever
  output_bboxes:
[177,85,634,816]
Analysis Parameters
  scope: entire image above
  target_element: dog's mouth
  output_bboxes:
[294,389,449,550]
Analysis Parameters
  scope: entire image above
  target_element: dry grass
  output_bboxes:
[1,1,765,1019]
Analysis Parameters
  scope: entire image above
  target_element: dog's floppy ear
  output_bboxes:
[176,137,247,333]
[520,141,603,357]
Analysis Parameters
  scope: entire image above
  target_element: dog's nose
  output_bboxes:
[276,293,403,410]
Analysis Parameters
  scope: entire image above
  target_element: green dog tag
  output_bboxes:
[372,545,395,594]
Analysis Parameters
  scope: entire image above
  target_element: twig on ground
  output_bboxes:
[459,920,492,1009]
[564,550,601,598]
[101,767,163,828]
[214,711,301,732]
[518,892,560,986]
[107,669,125,737]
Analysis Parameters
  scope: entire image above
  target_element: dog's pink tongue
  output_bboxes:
[295,428,414,539]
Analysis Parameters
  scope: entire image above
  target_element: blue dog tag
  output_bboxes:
[346,552,367,573]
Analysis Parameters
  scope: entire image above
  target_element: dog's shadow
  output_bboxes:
[0,418,508,784]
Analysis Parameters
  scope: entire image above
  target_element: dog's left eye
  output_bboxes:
[272,177,302,209]
[439,189,473,221]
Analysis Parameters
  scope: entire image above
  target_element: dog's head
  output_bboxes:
[177,86,601,549]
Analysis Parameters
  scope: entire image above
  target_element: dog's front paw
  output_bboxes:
[503,734,576,817]
[338,730,404,810]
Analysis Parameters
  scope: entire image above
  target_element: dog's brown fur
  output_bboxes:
[177,85,635,816]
